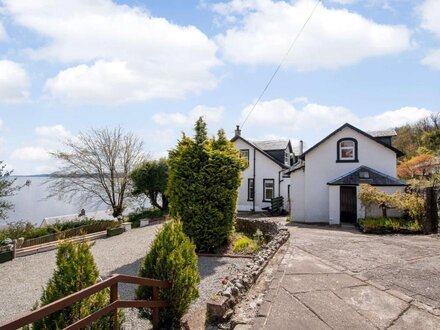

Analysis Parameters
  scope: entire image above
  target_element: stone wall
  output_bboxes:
[207,218,290,324]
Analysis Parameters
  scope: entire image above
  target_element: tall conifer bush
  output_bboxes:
[136,220,199,328]
[167,118,246,252]
[32,241,122,329]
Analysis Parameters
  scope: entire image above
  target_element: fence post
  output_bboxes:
[110,282,118,330]
[12,239,17,259]
[152,286,160,329]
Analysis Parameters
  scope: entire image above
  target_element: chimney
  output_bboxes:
[299,140,304,155]
[235,125,241,136]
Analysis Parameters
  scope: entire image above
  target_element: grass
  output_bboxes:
[359,217,422,233]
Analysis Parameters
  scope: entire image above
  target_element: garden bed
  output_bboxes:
[359,217,423,234]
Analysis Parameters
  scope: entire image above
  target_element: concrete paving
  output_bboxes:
[253,224,440,329]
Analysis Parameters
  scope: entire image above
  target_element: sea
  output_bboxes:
[2,176,108,226]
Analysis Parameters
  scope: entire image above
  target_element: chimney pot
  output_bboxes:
[299,140,304,155]
[235,125,241,136]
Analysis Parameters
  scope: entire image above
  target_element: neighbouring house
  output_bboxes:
[289,123,407,224]
[231,126,297,212]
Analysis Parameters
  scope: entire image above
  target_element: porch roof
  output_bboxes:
[327,166,407,186]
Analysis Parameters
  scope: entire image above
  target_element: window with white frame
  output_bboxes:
[248,178,254,201]
[337,138,357,162]
[284,150,290,165]
[263,179,274,201]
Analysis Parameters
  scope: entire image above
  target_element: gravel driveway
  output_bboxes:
[0,223,247,329]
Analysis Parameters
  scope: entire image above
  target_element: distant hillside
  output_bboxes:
[392,113,440,160]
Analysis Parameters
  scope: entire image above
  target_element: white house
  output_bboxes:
[231,126,296,212]
[289,123,406,225]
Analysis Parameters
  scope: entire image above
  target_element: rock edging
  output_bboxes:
[206,218,290,325]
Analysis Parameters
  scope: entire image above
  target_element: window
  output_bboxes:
[248,178,254,201]
[284,150,290,165]
[337,138,358,162]
[240,149,249,166]
[263,179,274,201]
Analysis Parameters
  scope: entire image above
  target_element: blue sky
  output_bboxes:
[0,0,439,174]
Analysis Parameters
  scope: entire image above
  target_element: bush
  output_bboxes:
[167,118,246,252]
[359,217,422,233]
[232,236,258,253]
[32,240,123,329]
[127,208,164,228]
[0,220,118,242]
[136,220,199,329]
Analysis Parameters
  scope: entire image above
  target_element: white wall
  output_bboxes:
[291,168,305,221]
[234,138,287,212]
[296,126,400,223]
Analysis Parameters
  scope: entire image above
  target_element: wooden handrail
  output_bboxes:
[0,274,171,330]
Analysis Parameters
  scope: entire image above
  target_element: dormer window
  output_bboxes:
[284,150,290,165]
[337,138,358,163]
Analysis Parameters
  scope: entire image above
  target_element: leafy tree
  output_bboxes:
[136,220,199,329]
[167,118,246,252]
[422,129,440,155]
[0,161,19,221]
[33,240,123,329]
[397,153,436,180]
[48,127,144,217]
[130,158,169,211]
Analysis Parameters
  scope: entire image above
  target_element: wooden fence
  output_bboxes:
[21,221,118,248]
[0,274,171,330]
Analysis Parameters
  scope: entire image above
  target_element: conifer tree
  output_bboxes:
[136,220,199,328]
[167,118,246,252]
[33,241,122,329]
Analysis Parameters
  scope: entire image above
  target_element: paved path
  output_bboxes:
[253,224,440,329]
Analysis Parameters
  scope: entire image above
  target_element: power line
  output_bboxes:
[241,0,322,129]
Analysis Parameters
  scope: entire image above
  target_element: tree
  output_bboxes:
[33,240,122,329]
[397,153,436,180]
[48,127,144,217]
[130,158,169,211]
[0,161,18,221]
[167,118,246,252]
[136,220,199,328]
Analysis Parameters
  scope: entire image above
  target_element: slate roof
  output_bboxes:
[327,166,407,186]
[300,123,404,159]
[367,129,397,138]
[230,135,289,169]
[252,140,289,151]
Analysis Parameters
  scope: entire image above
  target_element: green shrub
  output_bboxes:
[33,240,123,329]
[253,229,264,246]
[359,217,422,232]
[0,220,118,242]
[167,118,246,252]
[136,220,199,329]
[127,208,164,228]
[232,234,259,253]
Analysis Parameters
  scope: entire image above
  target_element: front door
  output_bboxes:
[340,186,357,223]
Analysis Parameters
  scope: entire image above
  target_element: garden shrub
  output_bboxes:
[167,118,246,252]
[127,208,164,228]
[359,217,422,232]
[32,240,123,329]
[232,235,258,253]
[136,220,199,329]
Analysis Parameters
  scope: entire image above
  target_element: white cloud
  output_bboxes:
[153,105,224,126]
[35,124,73,140]
[240,99,433,133]
[10,147,52,162]
[0,60,30,103]
[2,0,219,103]
[419,0,440,70]
[214,0,412,70]
[0,22,7,40]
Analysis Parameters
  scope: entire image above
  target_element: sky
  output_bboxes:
[0,0,439,175]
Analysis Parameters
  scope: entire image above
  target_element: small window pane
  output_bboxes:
[341,148,353,158]
[265,189,273,200]
[340,141,354,148]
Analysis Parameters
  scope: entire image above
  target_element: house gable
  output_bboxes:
[300,123,404,160]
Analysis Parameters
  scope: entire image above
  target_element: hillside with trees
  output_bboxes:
[394,113,439,185]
